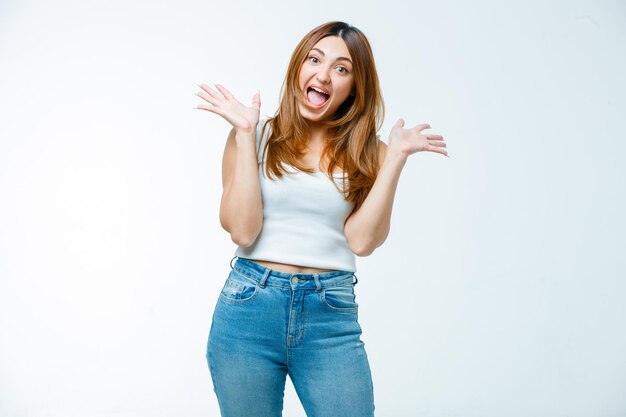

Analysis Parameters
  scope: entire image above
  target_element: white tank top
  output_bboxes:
[233,117,357,272]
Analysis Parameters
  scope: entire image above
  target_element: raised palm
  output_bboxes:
[195,83,260,134]
[388,118,448,158]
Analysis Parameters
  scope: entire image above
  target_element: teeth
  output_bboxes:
[311,86,329,96]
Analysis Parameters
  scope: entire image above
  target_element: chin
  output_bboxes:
[298,102,335,122]
[301,112,330,124]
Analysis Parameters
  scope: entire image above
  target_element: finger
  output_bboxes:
[252,91,261,109]
[425,135,447,147]
[395,118,405,127]
[415,123,430,132]
[428,145,449,157]
[426,134,444,141]
[198,83,222,99]
[195,104,225,117]
[428,140,447,148]
[196,90,220,105]
[214,84,236,101]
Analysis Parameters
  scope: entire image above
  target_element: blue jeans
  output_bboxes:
[206,256,375,417]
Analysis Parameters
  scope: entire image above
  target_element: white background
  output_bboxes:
[1,0,624,416]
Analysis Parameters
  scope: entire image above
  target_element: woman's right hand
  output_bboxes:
[195,83,261,134]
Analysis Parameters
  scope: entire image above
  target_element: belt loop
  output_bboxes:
[229,255,238,269]
[352,273,358,286]
[258,268,271,288]
[313,273,322,292]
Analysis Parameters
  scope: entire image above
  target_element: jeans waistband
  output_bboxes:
[229,256,358,291]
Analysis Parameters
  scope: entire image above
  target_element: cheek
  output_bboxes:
[299,64,313,76]
[336,83,353,99]
[298,70,310,87]
[335,76,353,90]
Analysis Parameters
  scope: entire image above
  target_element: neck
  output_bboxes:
[304,120,330,147]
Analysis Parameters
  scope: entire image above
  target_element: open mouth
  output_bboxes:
[305,86,330,108]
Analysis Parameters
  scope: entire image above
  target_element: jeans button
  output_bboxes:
[291,276,298,284]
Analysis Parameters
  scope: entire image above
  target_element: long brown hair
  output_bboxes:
[259,21,385,214]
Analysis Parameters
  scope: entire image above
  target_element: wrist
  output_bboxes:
[385,145,409,165]
[234,128,256,143]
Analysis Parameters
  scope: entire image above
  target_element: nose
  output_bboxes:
[315,65,331,84]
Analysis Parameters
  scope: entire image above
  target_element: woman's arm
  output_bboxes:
[219,127,263,247]
[195,83,264,247]
[344,119,448,256]
[344,141,405,256]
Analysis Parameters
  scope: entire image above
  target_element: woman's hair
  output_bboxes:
[259,21,385,214]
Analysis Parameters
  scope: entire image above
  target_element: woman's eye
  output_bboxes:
[307,56,349,73]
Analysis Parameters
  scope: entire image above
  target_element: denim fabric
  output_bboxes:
[206,256,375,417]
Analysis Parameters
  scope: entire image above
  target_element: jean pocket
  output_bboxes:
[321,283,358,313]
[218,271,259,304]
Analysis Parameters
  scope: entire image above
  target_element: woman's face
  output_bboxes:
[297,36,355,123]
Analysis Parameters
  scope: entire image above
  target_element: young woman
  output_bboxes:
[195,21,448,417]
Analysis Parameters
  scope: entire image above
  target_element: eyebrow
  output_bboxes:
[311,48,353,65]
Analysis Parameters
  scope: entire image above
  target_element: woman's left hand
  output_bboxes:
[387,118,449,158]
